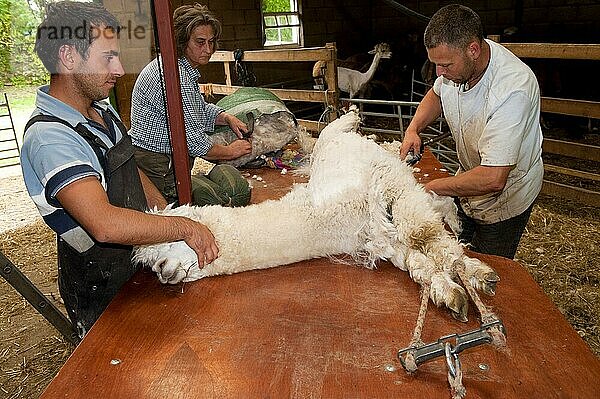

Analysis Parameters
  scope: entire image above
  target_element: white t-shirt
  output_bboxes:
[433,39,544,224]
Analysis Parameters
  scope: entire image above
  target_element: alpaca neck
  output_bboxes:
[363,53,382,81]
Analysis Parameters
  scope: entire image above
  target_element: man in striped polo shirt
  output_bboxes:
[21,1,218,338]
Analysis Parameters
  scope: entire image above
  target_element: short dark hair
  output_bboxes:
[173,3,222,58]
[424,4,483,50]
[35,1,120,74]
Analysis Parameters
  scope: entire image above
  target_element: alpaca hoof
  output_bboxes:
[461,256,500,296]
[482,271,500,296]
[446,287,469,322]
[152,258,187,284]
[451,309,469,323]
[429,275,469,321]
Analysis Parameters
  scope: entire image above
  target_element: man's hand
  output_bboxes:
[181,220,219,268]
[204,139,252,161]
[399,129,422,160]
[399,88,442,160]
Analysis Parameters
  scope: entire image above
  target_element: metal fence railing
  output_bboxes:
[341,94,459,173]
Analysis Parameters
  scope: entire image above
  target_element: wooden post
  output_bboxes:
[151,0,192,204]
[324,42,339,121]
[224,62,232,86]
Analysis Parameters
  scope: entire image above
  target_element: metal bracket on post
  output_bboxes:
[0,251,80,345]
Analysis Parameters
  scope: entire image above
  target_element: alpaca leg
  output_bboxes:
[151,258,193,284]
[134,242,205,284]
[424,195,500,297]
[424,194,500,295]
[461,255,500,296]
[430,236,500,297]
[420,233,500,301]
[388,193,469,320]
[399,248,469,322]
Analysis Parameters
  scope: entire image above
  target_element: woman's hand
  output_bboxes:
[217,112,248,139]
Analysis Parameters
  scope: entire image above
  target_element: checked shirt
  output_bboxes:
[129,56,223,157]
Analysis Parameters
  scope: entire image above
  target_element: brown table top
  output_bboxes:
[41,152,600,398]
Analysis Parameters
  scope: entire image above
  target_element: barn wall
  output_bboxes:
[104,0,154,127]
[109,0,599,125]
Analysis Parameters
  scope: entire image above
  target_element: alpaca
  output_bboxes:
[133,110,499,322]
[210,111,301,168]
[313,43,392,98]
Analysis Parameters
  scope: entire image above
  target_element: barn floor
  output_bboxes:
[1,169,599,398]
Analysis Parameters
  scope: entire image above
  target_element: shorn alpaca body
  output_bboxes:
[313,43,392,98]
[208,88,302,168]
[133,111,499,321]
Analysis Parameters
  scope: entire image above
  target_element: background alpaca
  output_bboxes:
[313,43,392,98]
[133,111,498,321]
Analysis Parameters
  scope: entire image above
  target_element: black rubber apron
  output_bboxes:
[26,110,147,337]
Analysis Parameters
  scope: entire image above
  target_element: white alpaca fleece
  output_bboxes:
[133,110,499,319]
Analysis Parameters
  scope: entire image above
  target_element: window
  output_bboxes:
[261,0,302,47]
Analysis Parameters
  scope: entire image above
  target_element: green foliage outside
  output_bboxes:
[1,0,48,87]
[265,26,293,43]
[3,84,36,112]
[262,0,294,44]
[262,0,292,13]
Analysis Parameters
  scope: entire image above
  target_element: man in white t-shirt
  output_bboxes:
[400,4,543,259]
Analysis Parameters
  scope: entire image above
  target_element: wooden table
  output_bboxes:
[41,152,600,398]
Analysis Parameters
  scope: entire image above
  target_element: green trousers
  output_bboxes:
[133,147,251,207]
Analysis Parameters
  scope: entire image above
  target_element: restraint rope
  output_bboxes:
[402,281,431,373]
[448,360,467,399]
[453,260,506,348]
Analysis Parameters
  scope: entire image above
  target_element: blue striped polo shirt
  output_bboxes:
[20,86,124,253]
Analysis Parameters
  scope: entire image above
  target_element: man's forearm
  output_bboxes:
[214,111,229,126]
[400,89,443,158]
[425,165,512,197]
[406,88,443,135]
[203,143,234,160]
[56,177,194,245]
[138,168,168,209]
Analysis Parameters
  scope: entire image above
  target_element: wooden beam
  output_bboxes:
[323,42,339,115]
[541,97,600,119]
[152,0,191,204]
[203,43,340,117]
[298,119,325,133]
[544,164,600,182]
[209,46,335,63]
[502,43,600,60]
[541,180,600,207]
[543,139,600,162]
[200,84,332,103]
[224,62,232,86]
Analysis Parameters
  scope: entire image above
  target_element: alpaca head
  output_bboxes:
[368,43,392,59]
